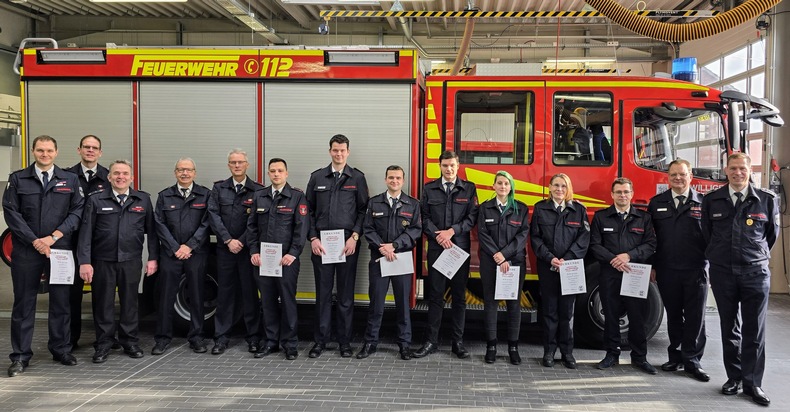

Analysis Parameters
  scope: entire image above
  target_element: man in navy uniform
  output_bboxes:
[78,160,158,364]
[305,134,369,358]
[702,152,779,406]
[3,135,83,377]
[152,158,212,355]
[357,165,422,361]
[248,158,308,360]
[648,159,709,382]
[589,177,657,375]
[413,150,479,359]
[207,149,263,355]
[64,134,109,349]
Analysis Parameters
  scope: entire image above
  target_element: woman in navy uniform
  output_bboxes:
[530,173,590,369]
[477,171,529,365]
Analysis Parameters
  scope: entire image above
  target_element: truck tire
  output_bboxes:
[1,229,12,266]
[173,267,219,334]
[574,262,664,348]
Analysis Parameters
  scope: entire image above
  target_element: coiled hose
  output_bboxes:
[585,0,780,42]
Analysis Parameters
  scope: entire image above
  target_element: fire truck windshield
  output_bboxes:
[633,108,726,182]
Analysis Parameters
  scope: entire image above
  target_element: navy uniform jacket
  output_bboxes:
[306,164,369,239]
[64,163,110,198]
[207,176,264,248]
[3,164,83,250]
[647,188,706,271]
[589,205,657,274]
[155,184,211,256]
[421,178,479,250]
[77,188,159,264]
[477,199,529,264]
[530,199,590,267]
[701,184,779,270]
[247,183,309,257]
[363,192,422,255]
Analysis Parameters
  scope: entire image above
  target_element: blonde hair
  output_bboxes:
[550,173,575,202]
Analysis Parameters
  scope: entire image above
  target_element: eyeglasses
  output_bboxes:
[175,168,195,173]
[81,145,101,151]
[228,161,248,166]
[613,190,632,195]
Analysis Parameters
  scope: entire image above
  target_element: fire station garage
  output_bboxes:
[0,0,788,410]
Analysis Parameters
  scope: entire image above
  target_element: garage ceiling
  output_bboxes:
[2,0,722,65]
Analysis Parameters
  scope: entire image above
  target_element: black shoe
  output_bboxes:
[254,345,280,358]
[93,348,110,363]
[484,345,497,364]
[248,341,260,353]
[562,354,577,369]
[355,343,377,359]
[285,348,299,360]
[123,345,144,359]
[413,342,438,358]
[54,353,78,366]
[686,367,710,382]
[597,355,618,369]
[743,385,770,406]
[111,342,122,350]
[508,345,521,366]
[399,347,413,361]
[451,341,470,359]
[721,379,742,395]
[211,343,227,355]
[542,353,555,367]
[632,360,658,375]
[189,340,208,353]
[8,361,27,377]
[151,341,169,356]
[661,361,683,372]
[339,344,353,358]
[308,343,325,358]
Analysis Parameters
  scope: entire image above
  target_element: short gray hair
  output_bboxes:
[174,157,196,170]
[227,148,248,162]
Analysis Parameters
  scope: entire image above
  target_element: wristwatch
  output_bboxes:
[51,234,60,242]
[352,233,359,241]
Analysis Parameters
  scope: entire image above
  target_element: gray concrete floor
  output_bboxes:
[0,261,788,411]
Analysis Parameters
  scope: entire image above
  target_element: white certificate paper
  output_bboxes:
[431,244,470,280]
[320,229,347,264]
[49,249,75,285]
[495,266,520,300]
[259,242,283,277]
[380,252,414,277]
[620,263,651,299]
[560,259,587,295]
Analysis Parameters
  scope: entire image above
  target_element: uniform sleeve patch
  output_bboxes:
[299,205,307,216]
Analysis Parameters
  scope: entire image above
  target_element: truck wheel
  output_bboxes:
[574,262,664,348]
[174,272,219,334]
[1,229,12,266]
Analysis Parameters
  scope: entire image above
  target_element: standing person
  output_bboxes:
[305,134,369,358]
[413,150,479,359]
[530,173,590,369]
[77,160,158,364]
[589,177,657,374]
[477,171,529,365]
[3,135,83,376]
[357,165,422,361]
[702,153,779,406]
[248,158,308,360]
[152,158,211,355]
[207,149,263,355]
[647,160,710,382]
[64,134,109,349]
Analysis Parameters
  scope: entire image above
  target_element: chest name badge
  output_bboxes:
[485,218,494,223]
[102,207,114,211]
[603,227,614,232]
[656,208,668,212]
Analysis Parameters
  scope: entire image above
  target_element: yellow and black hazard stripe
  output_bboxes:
[320,10,719,19]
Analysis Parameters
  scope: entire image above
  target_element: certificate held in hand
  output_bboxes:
[559,259,586,295]
[380,252,414,277]
[320,229,346,264]
[49,249,75,285]
[431,244,470,280]
[259,242,282,277]
[494,266,520,300]
[620,262,651,299]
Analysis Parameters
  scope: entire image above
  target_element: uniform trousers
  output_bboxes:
[91,259,141,350]
[710,264,770,387]
[10,251,71,361]
[68,270,85,346]
[364,257,412,346]
[312,247,360,345]
[600,271,648,360]
[425,247,470,344]
[155,253,208,344]
[537,264,576,355]
[214,247,260,345]
[480,257,524,342]
[656,267,707,368]
[256,259,300,349]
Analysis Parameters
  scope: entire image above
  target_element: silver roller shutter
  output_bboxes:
[263,82,413,304]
